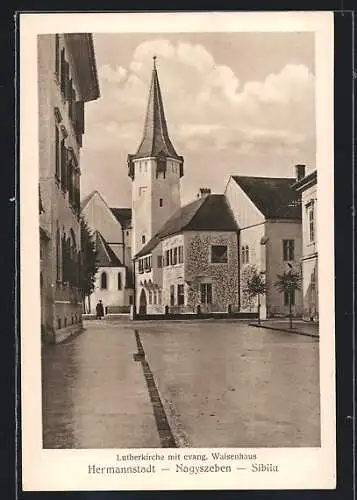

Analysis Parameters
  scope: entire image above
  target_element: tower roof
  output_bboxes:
[133,58,181,161]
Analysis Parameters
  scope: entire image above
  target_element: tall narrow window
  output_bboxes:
[55,125,60,180]
[142,235,146,244]
[173,247,178,265]
[241,246,249,264]
[55,34,60,77]
[159,198,163,207]
[117,272,122,290]
[170,285,175,306]
[200,283,212,304]
[138,259,144,274]
[178,246,184,264]
[100,272,107,290]
[60,48,66,96]
[308,203,315,242]
[177,284,185,305]
[283,240,294,261]
[56,229,61,281]
[60,139,67,192]
[165,250,169,267]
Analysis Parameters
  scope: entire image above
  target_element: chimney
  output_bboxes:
[295,164,306,181]
[197,187,211,198]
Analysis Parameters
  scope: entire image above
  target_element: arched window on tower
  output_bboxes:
[100,272,108,290]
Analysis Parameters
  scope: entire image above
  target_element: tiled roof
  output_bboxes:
[133,62,181,161]
[135,194,238,258]
[95,231,123,267]
[232,176,302,220]
[110,207,132,229]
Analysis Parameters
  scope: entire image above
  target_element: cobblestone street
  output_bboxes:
[42,319,320,449]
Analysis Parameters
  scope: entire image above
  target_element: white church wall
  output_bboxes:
[90,266,130,314]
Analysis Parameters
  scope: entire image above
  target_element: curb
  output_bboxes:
[248,323,319,339]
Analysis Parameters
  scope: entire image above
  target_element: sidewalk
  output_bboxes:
[249,319,319,338]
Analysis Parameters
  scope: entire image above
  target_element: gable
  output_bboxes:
[232,176,302,220]
[82,191,124,244]
[225,177,265,229]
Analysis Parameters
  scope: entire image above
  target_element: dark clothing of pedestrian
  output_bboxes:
[96,301,104,319]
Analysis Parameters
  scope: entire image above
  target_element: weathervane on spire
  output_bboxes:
[153,55,157,68]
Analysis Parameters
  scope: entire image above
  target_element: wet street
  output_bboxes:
[42,319,320,449]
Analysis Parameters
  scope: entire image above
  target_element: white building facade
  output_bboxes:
[292,169,318,321]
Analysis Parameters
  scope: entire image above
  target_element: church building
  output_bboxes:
[128,58,240,315]
[81,190,134,313]
[127,58,304,319]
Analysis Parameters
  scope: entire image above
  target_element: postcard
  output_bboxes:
[20,11,335,491]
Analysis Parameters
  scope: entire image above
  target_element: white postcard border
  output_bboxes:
[20,11,335,491]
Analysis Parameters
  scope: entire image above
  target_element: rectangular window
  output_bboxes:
[165,250,169,267]
[200,283,212,304]
[60,48,67,96]
[169,249,173,266]
[138,259,144,274]
[117,273,122,290]
[308,203,315,242]
[157,255,163,268]
[143,256,151,272]
[142,235,146,244]
[283,240,294,261]
[211,245,228,263]
[60,139,67,192]
[55,125,60,180]
[173,247,178,265]
[178,245,184,264]
[284,289,295,306]
[159,198,163,207]
[177,284,185,305]
[170,285,175,306]
[55,35,60,77]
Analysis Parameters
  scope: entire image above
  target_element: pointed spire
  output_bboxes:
[133,58,181,160]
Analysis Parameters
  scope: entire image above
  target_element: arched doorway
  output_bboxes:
[139,288,147,315]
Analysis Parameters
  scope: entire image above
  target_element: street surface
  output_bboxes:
[42,319,320,449]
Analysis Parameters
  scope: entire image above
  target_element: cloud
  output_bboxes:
[84,38,315,161]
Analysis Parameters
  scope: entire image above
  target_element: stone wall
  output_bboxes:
[184,231,239,312]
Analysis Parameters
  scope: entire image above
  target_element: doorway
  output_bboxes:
[139,288,147,315]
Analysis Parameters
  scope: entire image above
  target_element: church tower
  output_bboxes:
[128,57,184,257]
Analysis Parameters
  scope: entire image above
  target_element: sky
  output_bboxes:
[80,32,315,208]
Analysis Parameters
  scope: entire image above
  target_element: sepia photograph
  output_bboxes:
[21,11,335,491]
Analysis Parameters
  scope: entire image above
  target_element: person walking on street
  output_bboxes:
[96,300,104,319]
